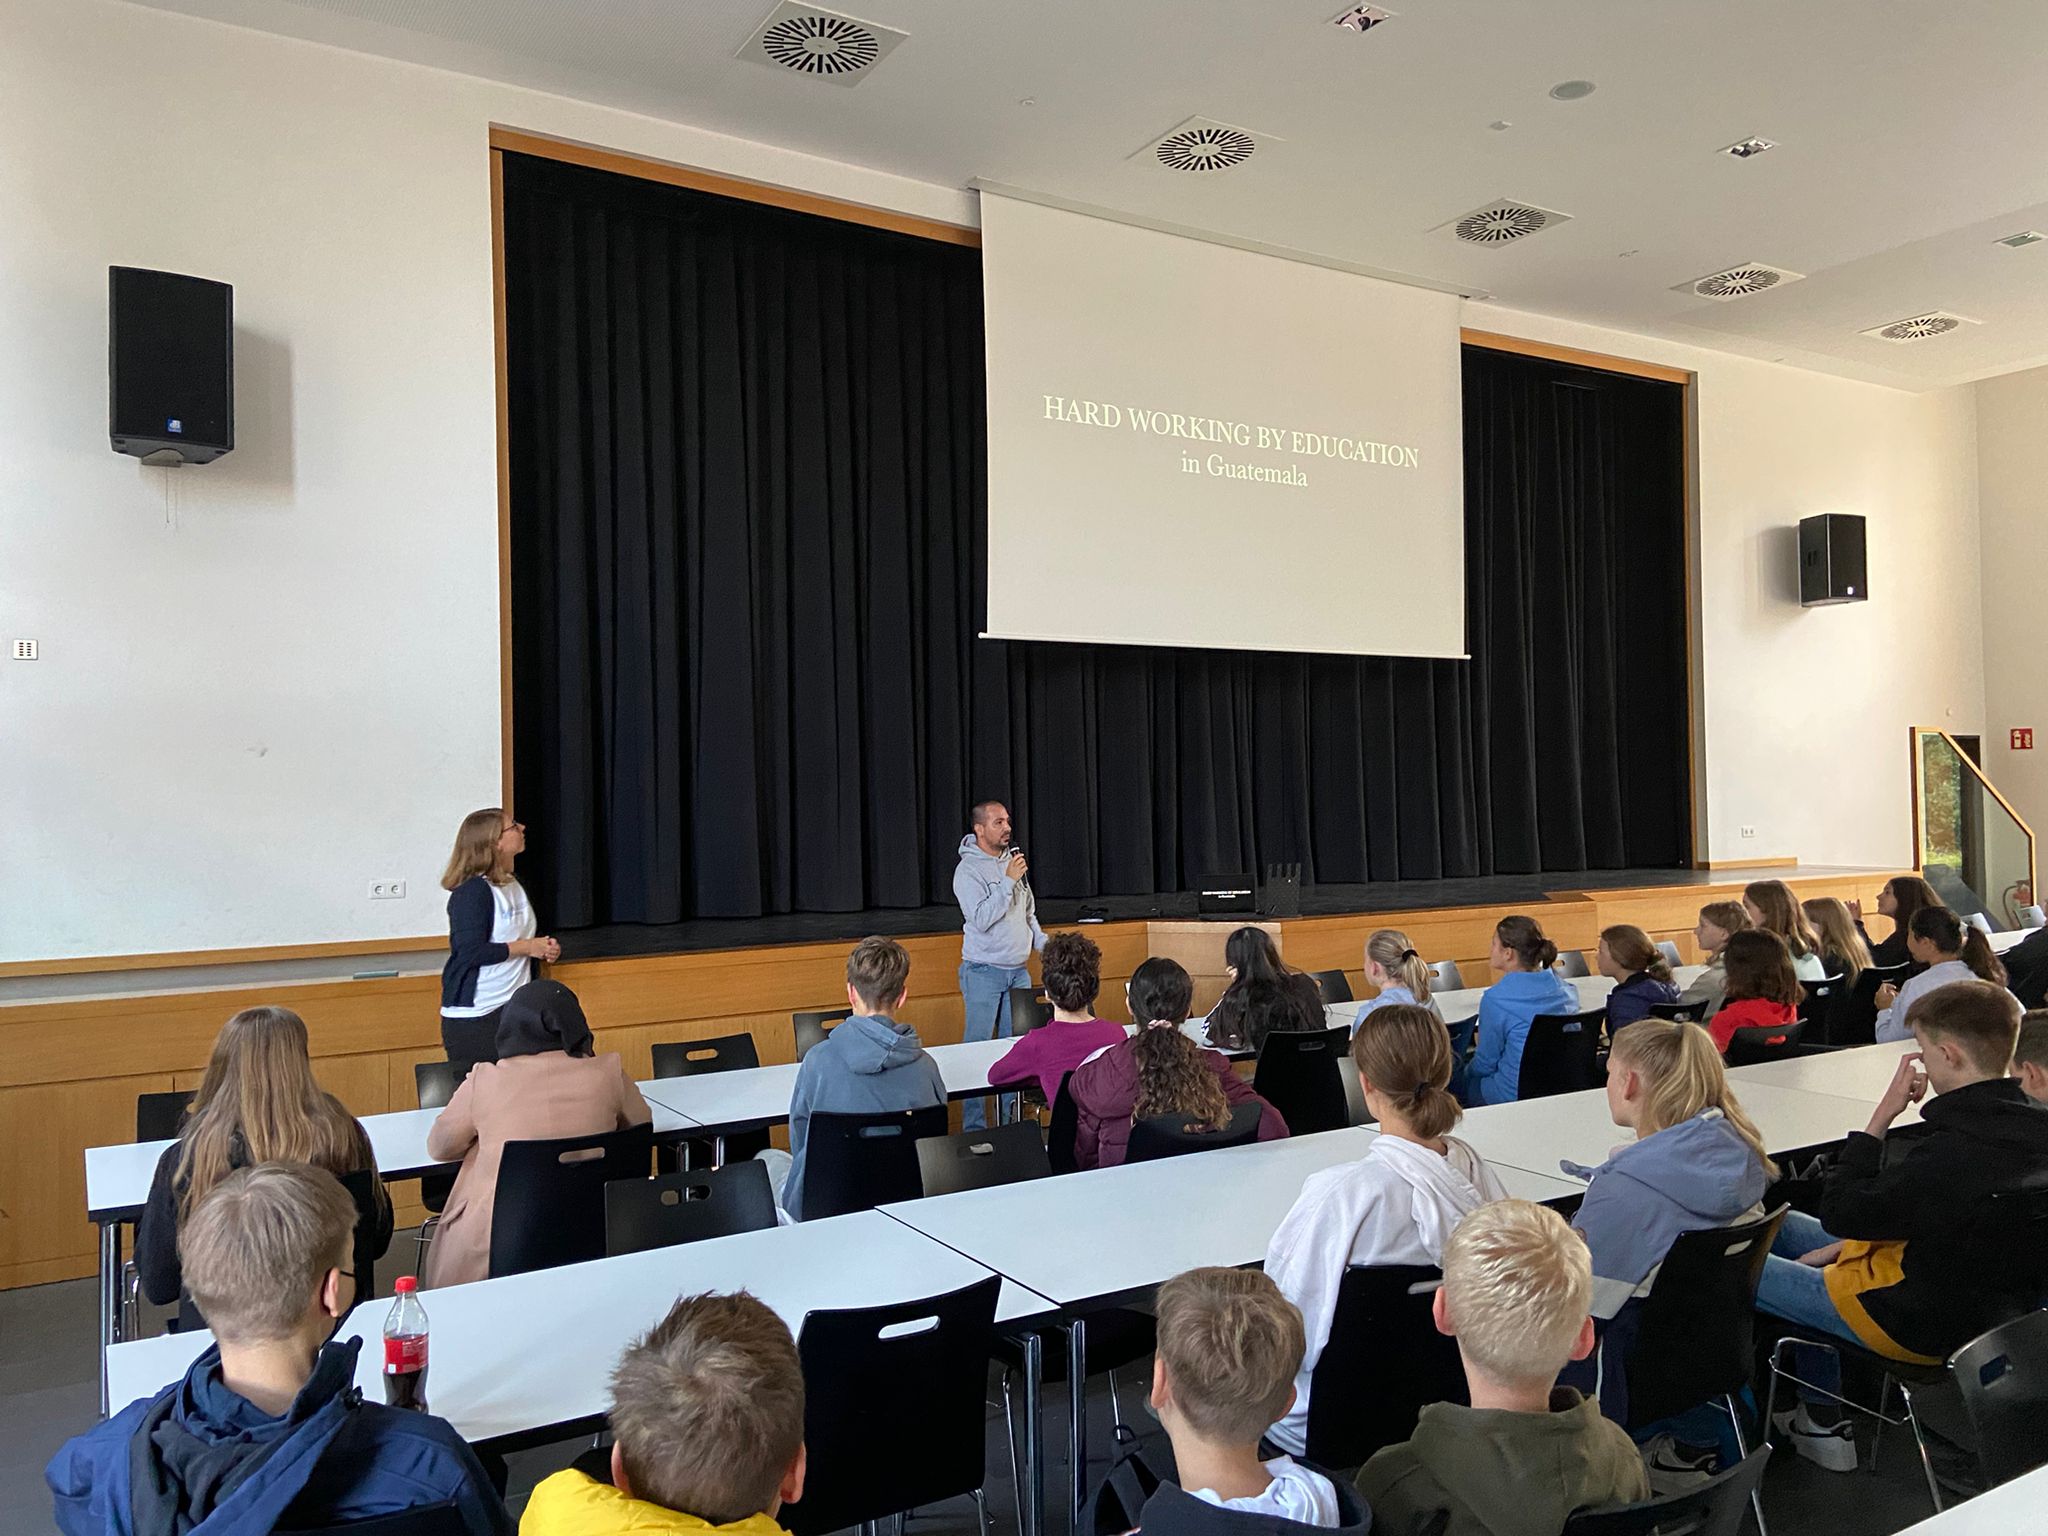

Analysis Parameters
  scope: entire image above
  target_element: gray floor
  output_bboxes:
[0,1233,1971,1535]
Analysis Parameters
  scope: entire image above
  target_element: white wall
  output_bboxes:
[0,0,1985,962]
[1976,364,2048,840]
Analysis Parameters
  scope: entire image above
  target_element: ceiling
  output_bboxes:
[130,0,2048,390]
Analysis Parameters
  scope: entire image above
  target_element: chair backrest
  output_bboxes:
[788,1275,1001,1535]
[651,1032,762,1080]
[1797,974,1845,1025]
[801,1105,951,1219]
[1554,949,1592,979]
[136,1089,195,1143]
[1308,969,1354,1004]
[917,1120,1051,1197]
[1645,1000,1707,1024]
[1950,1309,2048,1488]
[604,1160,777,1256]
[488,1122,655,1278]
[413,1059,467,1112]
[1831,962,1913,1046]
[1428,959,1464,992]
[1252,1029,1351,1136]
[1622,1207,1786,1428]
[1516,1010,1608,1099]
[1008,988,1053,1036]
[1305,1264,1464,1468]
[1126,1101,1264,1163]
[1047,1072,1082,1174]
[286,1500,472,1536]
[1723,1018,1807,1069]
[792,1008,854,1061]
[1561,1449,1770,1536]
[1655,940,1683,969]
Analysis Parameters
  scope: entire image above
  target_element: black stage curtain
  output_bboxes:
[504,153,1689,928]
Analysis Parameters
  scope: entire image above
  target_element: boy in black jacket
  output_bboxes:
[1756,980,2048,1469]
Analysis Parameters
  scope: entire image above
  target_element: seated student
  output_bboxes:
[1264,1006,1508,1456]
[1703,930,1801,1055]
[1350,929,1445,1032]
[136,1006,391,1329]
[1756,982,2048,1471]
[2001,925,2048,1010]
[1803,896,1872,988]
[1595,925,1680,1035]
[784,936,945,1219]
[521,1291,805,1536]
[2015,1012,2048,1104]
[1356,1200,1649,1536]
[1071,957,1288,1170]
[1850,874,1941,971]
[989,931,1125,1104]
[1874,905,2010,1043]
[1461,916,1579,1106]
[1207,927,1327,1055]
[1675,902,1748,1020]
[424,978,653,1285]
[1131,1266,1368,1533]
[1566,1021,1773,1425]
[49,1163,510,1536]
[1743,879,1829,982]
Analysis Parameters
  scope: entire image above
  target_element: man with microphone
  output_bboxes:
[954,799,1046,1130]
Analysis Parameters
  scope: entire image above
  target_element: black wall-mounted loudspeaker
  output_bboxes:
[109,267,234,465]
[1799,513,1866,606]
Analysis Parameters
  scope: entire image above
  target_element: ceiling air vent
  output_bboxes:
[1439,199,1573,246]
[1133,117,1276,174]
[1685,262,1805,301]
[1860,311,1979,344]
[737,3,906,85]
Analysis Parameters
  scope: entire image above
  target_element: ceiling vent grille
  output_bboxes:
[1685,262,1805,301]
[1860,311,1979,344]
[737,3,906,85]
[1331,5,1398,31]
[1133,117,1277,174]
[1438,199,1573,246]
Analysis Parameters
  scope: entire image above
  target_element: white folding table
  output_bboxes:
[1320,965,1706,1029]
[1728,1040,1924,1120]
[1888,1461,2048,1533]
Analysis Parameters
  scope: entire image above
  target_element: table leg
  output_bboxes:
[1068,1317,1088,1536]
[1022,1330,1044,1536]
[98,1219,119,1415]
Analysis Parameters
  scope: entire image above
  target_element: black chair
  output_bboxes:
[1724,1018,1807,1069]
[1429,959,1465,991]
[652,1032,770,1170]
[800,1105,950,1219]
[1655,940,1684,969]
[1555,949,1592,979]
[604,1161,777,1256]
[1646,1000,1709,1024]
[1950,1309,2048,1490]
[1126,1101,1264,1163]
[1829,962,1913,1046]
[788,1275,1001,1536]
[1517,1010,1608,1099]
[792,1008,853,1061]
[1308,969,1354,1004]
[1008,987,1053,1037]
[1304,1265,1464,1470]
[1252,1028,1351,1136]
[918,1121,1051,1196]
[1048,1072,1082,1174]
[285,1501,472,1535]
[1561,1449,1770,1536]
[487,1123,654,1278]
[1799,974,1846,1028]
[135,1090,194,1143]
[409,1060,467,1272]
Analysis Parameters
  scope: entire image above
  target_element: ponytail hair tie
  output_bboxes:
[1400,948,1419,962]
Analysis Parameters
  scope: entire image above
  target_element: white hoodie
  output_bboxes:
[1261,1134,1507,1454]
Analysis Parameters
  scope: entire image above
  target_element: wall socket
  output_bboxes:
[1740,825,1757,839]
[368,880,407,900]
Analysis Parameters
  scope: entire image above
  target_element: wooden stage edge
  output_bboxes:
[0,869,1903,1290]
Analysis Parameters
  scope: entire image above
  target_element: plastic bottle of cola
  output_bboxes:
[383,1275,430,1412]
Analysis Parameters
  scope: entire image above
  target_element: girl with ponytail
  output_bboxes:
[1068,957,1288,1169]
[1874,905,2011,1043]
[1263,1005,1508,1455]
[1350,928,1444,1032]
[1463,915,1581,1106]
[1564,1020,1774,1418]
[1597,923,1681,1034]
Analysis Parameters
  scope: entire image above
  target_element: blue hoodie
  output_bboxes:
[784,1013,946,1220]
[953,835,1046,967]
[46,1337,510,1536]
[1463,969,1581,1105]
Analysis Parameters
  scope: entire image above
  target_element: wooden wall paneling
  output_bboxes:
[0,1071,174,1284]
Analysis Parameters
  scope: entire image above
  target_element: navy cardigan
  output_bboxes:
[440,876,512,1012]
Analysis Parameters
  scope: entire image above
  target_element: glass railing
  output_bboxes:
[1912,727,2038,928]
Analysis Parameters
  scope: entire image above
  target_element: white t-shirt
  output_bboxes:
[1189,1458,1343,1526]
[443,878,536,1018]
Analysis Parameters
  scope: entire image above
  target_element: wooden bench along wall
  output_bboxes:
[0,872,1899,1291]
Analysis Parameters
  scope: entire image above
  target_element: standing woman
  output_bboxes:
[1743,879,1828,981]
[440,807,559,1074]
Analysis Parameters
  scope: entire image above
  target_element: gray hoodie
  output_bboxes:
[783,1013,945,1220]
[954,835,1046,967]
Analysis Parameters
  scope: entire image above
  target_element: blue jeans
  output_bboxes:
[959,960,1029,1130]
[1756,1210,1859,1404]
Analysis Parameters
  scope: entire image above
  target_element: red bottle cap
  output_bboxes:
[395,1276,419,1293]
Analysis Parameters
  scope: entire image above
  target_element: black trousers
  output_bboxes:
[439,1009,503,1076]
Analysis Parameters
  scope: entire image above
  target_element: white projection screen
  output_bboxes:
[980,193,1467,658]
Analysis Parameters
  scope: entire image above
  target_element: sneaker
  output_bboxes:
[1772,1402,1858,1472]
[1641,1433,1719,1496]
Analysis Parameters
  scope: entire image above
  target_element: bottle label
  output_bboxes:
[384,1334,428,1373]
